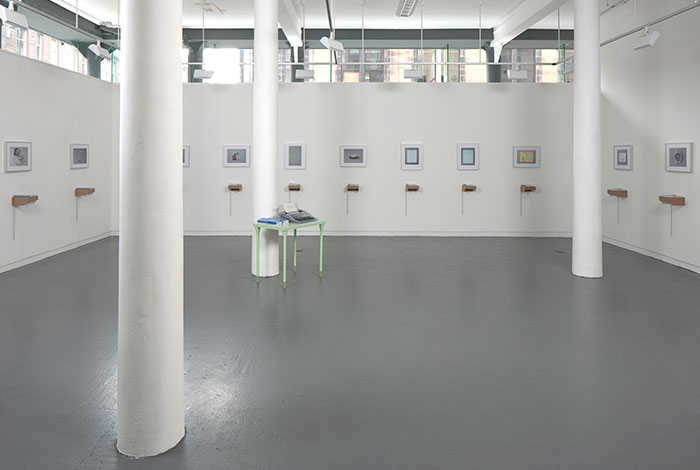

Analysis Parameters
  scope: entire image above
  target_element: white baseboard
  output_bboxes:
[174,230,573,238]
[0,232,113,274]
[603,236,700,274]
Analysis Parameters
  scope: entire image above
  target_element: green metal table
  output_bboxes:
[253,219,326,288]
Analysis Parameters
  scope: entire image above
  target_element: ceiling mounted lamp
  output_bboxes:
[295,0,315,80]
[195,0,214,80]
[507,69,528,81]
[321,0,344,58]
[320,36,345,53]
[88,42,111,60]
[193,69,214,80]
[403,69,423,79]
[633,27,661,51]
[404,0,424,81]
[0,2,29,29]
[396,0,419,17]
[294,69,315,80]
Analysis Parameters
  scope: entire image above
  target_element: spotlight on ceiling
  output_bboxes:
[320,36,345,54]
[193,69,214,80]
[294,69,315,80]
[507,69,528,81]
[396,0,419,17]
[403,69,424,80]
[0,3,28,29]
[633,28,661,51]
[88,42,111,61]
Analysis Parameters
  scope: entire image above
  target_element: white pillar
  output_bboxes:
[251,0,280,277]
[572,0,603,278]
[117,0,184,458]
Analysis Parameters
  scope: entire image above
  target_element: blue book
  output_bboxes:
[257,217,286,225]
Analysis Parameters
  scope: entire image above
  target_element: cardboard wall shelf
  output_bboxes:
[607,188,628,198]
[228,184,242,191]
[12,195,39,207]
[405,184,420,192]
[75,187,96,197]
[346,184,360,192]
[520,185,536,193]
[288,183,301,191]
[659,195,685,207]
[462,184,477,192]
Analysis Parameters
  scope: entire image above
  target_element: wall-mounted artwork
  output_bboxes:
[284,142,306,170]
[339,145,367,167]
[513,146,541,168]
[665,143,693,173]
[223,145,250,167]
[457,144,480,170]
[70,144,89,169]
[401,143,423,170]
[4,141,32,173]
[613,145,633,170]
[183,145,190,168]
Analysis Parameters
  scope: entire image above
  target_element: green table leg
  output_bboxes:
[319,222,324,278]
[255,226,260,284]
[293,229,297,273]
[283,230,287,288]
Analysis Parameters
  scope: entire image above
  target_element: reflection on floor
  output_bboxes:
[1,236,699,470]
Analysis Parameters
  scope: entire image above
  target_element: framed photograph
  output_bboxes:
[223,145,250,167]
[401,143,423,170]
[183,145,190,168]
[284,142,306,170]
[457,144,480,170]
[613,145,633,170]
[4,141,32,172]
[339,145,367,167]
[665,143,693,173]
[513,146,541,168]
[70,144,89,169]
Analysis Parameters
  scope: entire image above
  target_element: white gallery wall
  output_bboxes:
[0,51,114,273]
[178,83,574,236]
[600,0,700,273]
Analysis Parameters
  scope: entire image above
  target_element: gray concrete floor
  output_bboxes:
[1,236,700,469]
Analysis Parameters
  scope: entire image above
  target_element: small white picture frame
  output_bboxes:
[70,144,89,169]
[613,145,633,170]
[223,145,251,167]
[401,143,423,170]
[457,144,480,170]
[183,145,190,168]
[665,143,693,173]
[339,145,367,167]
[284,142,306,170]
[513,146,541,168]
[5,141,32,172]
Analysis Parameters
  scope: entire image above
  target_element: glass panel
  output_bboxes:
[1,23,26,55]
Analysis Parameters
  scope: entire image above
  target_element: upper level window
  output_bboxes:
[1,24,86,75]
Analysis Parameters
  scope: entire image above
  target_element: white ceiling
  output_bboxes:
[48,0,574,31]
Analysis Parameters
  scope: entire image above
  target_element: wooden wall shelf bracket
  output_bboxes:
[659,195,685,207]
[607,188,628,198]
[12,195,39,207]
[75,187,96,197]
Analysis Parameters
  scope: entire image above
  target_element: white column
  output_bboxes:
[251,0,280,277]
[117,0,184,458]
[572,0,602,278]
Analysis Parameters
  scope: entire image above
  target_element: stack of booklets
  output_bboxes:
[257,217,288,225]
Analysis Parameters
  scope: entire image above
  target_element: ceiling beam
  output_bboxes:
[490,0,568,60]
[278,0,302,48]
